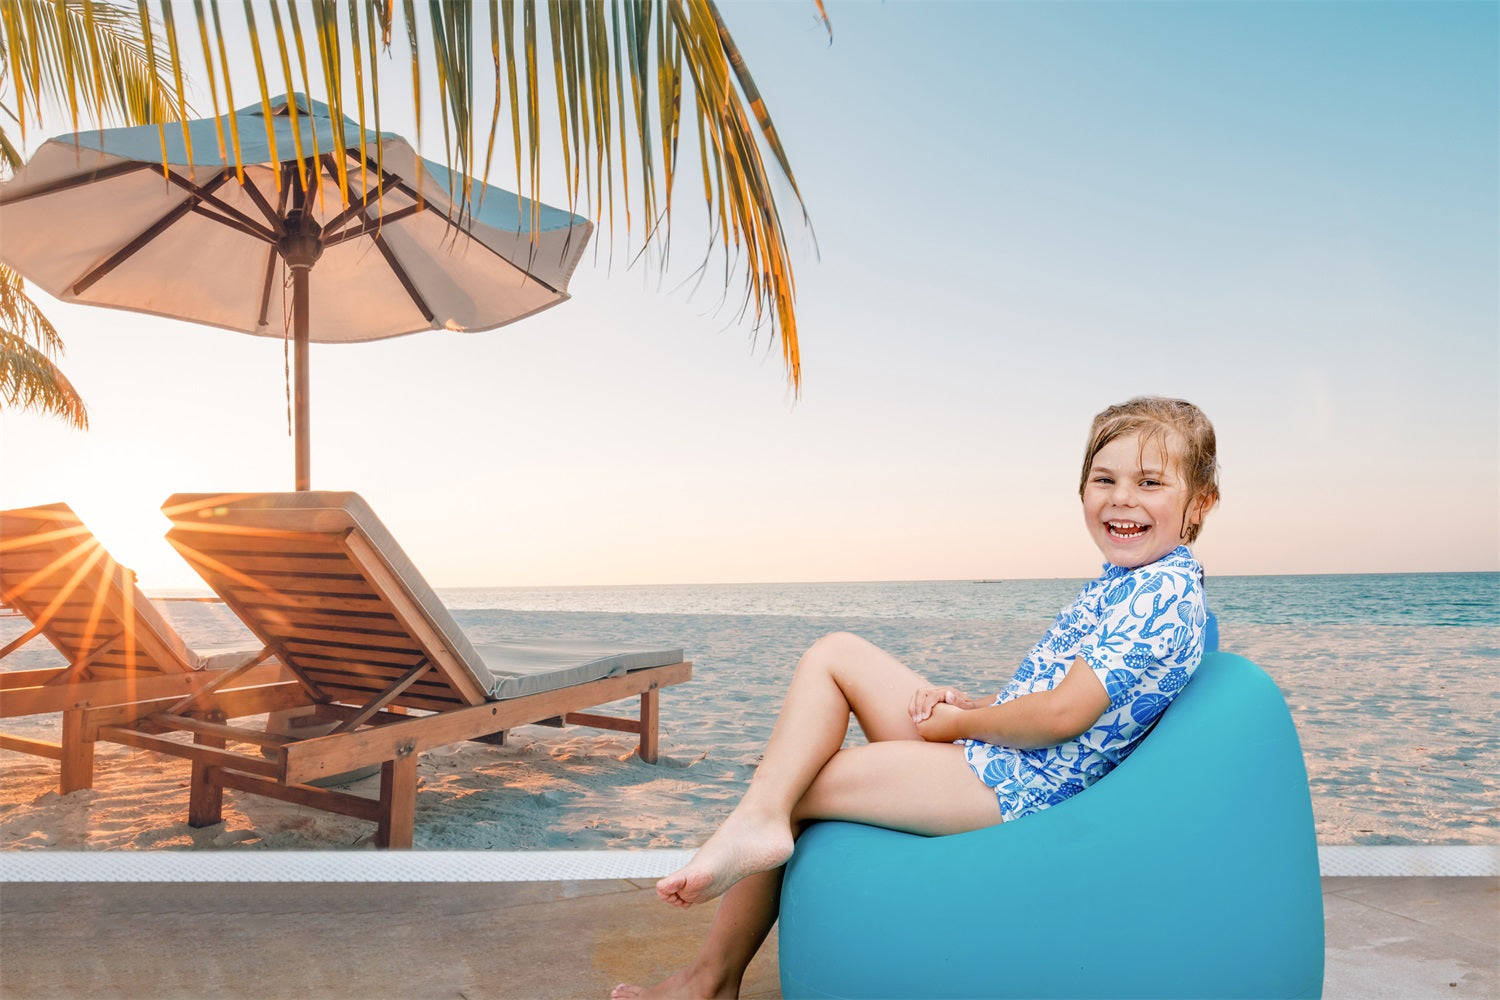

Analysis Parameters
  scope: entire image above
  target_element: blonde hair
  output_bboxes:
[1078,397,1220,543]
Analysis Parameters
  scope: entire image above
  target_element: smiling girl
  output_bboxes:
[613,396,1221,1000]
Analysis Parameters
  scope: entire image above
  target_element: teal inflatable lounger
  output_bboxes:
[778,651,1323,999]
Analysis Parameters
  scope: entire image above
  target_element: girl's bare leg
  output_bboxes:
[655,631,932,908]
[613,726,998,998]
[610,869,782,1000]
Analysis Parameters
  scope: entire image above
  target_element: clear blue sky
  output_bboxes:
[2,0,1495,589]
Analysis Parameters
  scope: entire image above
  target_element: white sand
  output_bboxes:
[2,602,1495,849]
[0,602,814,852]
[0,713,729,850]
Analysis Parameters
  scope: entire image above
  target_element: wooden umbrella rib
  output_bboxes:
[432,194,567,297]
[256,243,279,328]
[345,151,410,206]
[320,204,422,248]
[319,160,401,235]
[347,152,430,221]
[324,150,418,235]
[254,172,297,328]
[238,174,288,235]
[320,152,378,233]
[320,193,379,236]
[367,227,436,323]
[161,171,279,242]
[188,204,277,244]
[0,159,152,206]
[344,146,567,295]
[72,172,234,295]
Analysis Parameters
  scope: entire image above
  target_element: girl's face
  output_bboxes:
[1081,431,1203,568]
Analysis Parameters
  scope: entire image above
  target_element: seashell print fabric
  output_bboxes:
[962,547,1209,822]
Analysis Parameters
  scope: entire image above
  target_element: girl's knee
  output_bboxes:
[802,630,866,660]
[797,631,869,674]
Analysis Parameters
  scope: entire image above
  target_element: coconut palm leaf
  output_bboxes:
[0,0,181,427]
[0,0,177,154]
[0,263,87,427]
[176,0,818,391]
[2,0,821,397]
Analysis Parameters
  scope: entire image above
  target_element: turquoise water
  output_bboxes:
[7,572,1495,845]
[1206,572,1498,627]
[439,571,1499,628]
[436,572,1498,846]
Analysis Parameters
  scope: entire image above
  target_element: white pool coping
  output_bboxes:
[0,845,1494,882]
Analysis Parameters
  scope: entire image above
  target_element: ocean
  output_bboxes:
[435,571,1499,846]
[438,571,1500,626]
[2,571,1495,848]
[438,569,1494,845]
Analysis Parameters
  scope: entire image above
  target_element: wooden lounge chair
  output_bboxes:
[84,491,692,848]
[0,503,284,792]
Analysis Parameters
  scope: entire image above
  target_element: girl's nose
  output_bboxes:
[1110,482,1136,505]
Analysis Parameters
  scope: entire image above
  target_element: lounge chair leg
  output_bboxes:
[188,763,225,827]
[638,688,660,763]
[377,751,418,849]
[59,709,95,794]
[188,728,226,828]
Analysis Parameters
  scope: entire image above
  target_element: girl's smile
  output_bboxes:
[1082,432,1202,568]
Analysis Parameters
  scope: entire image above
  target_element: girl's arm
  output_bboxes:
[908,686,988,722]
[915,656,1109,749]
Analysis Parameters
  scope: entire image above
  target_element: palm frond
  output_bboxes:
[0,265,88,427]
[257,1,820,390]
[2,0,822,392]
[0,0,182,145]
[0,332,89,427]
[0,0,180,430]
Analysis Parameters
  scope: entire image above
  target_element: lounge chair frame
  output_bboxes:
[0,504,285,792]
[86,494,691,848]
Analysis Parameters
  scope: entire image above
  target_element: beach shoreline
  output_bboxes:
[2,591,1496,851]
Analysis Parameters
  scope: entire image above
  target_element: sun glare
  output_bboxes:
[15,439,207,595]
[70,501,198,593]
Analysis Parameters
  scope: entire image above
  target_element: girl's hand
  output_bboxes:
[916,702,968,743]
[909,687,977,724]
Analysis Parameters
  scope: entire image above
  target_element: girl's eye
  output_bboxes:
[1092,476,1113,485]
[1140,479,1162,488]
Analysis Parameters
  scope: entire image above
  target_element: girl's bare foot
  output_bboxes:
[611,966,738,999]
[656,810,794,908]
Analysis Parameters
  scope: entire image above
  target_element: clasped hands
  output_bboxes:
[909,686,979,742]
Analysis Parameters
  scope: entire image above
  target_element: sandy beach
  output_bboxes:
[1,593,1495,851]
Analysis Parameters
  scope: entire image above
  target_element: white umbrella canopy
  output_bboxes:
[0,93,593,487]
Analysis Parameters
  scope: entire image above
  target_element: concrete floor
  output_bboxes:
[1,877,1494,999]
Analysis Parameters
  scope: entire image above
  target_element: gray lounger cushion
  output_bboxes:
[475,638,686,700]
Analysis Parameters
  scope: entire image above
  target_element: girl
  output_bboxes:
[613,396,1220,1000]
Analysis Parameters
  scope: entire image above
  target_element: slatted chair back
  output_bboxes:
[0,504,196,684]
[162,492,495,714]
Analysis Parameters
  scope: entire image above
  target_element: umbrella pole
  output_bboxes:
[280,190,323,493]
[293,264,311,491]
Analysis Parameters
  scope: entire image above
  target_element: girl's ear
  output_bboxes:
[1189,491,1218,526]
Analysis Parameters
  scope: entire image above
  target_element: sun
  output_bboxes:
[65,500,201,593]
[5,435,207,594]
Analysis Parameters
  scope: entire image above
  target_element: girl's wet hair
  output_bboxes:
[1078,397,1220,543]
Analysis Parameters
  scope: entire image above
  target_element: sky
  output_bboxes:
[1,0,1496,591]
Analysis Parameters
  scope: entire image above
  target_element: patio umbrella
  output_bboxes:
[0,93,592,489]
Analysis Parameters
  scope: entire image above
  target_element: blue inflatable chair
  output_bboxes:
[778,650,1323,999]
